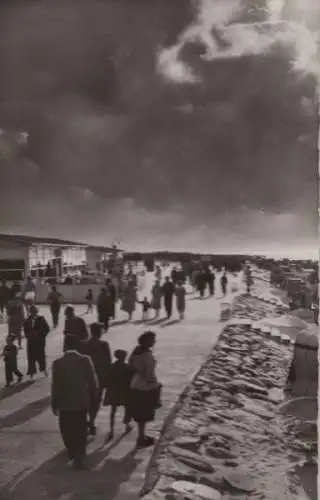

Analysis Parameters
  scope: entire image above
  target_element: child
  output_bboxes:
[104,349,132,441]
[138,296,151,321]
[1,335,23,388]
[85,288,93,314]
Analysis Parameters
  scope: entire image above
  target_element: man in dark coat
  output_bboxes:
[24,305,50,377]
[106,278,117,320]
[171,268,178,285]
[205,269,216,296]
[51,335,98,469]
[196,270,207,298]
[81,323,111,435]
[63,306,88,350]
[161,277,175,318]
[96,288,112,332]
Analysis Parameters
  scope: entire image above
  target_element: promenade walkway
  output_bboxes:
[0,272,243,500]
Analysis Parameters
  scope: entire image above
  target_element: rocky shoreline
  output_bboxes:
[141,294,310,500]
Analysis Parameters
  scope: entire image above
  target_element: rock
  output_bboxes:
[224,459,239,467]
[237,395,274,419]
[199,472,225,490]
[173,436,201,451]
[210,373,231,383]
[268,388,284,403]
[170,481,222,500]
[228,380,268,395]
[169,446,214,473]
[207,435,230,448]
[223,470,258,493]
[206,410,225,424]
[174,418,199,432]
[207,424,244,444]
[235,375,266,389]
[205,446,237,460]
[158,457,198,481]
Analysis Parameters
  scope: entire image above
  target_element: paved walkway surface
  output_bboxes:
[0,271,243,500]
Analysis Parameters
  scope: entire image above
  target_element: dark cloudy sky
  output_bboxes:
[0,0,318,257]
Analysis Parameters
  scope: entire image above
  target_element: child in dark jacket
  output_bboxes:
[1,335,23,387]
[104,349,132,440]
[138,297,151,321]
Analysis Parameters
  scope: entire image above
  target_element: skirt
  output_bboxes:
[128,386,162,423]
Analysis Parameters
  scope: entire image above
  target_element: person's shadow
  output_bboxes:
[0,380,35,402]
[4,444,142,500]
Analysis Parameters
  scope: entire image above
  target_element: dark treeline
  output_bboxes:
[123,252,250,272]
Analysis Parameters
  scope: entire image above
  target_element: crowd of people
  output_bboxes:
[0,263,237,470]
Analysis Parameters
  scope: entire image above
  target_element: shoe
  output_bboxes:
[136,436,155,449]
[73,457,86,470]
[17,374,23,383]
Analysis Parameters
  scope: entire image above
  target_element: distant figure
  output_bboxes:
[63,306,88,350]
[196,270,207,299]
[106,278,117,319]
[246,273,253,293]
[151,280,162,319]
[171,267,178,285]
[205,268,216,296]
[191,269,200,291]
[1,335,23,388]
[81,323,111,436]
[162,277,175,319]
[24,305,50,378]
[96,288,113,332]
[23,276,36,314]
[47,286,63,328]
[51,335,98,470]
[128,331,161,448]
[138,297,151,321]
[7,294,25,348]
[175,281,186,320]
[220,272,228,296]
[121,281,137,321]
[85,288,93,314]
[104,349,133,441]
[155,265,162,281]
[0,280,11,319]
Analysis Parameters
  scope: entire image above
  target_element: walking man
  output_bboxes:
[51,335,98,469]
[106,278,117,320]
[24,305,50,378]
[63,306,88,350]
[81,323,111,436]
[206,268,215,296]
[161,277,175,318]
[47,285,63,328]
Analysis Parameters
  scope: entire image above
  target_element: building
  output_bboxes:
[0,234,123,281]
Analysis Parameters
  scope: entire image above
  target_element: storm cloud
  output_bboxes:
[0,0,318,256]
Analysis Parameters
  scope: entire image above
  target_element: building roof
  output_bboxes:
[0,234,123,252]
[0,234,88,247]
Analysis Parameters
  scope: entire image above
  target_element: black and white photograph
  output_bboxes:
[0,0,318,499]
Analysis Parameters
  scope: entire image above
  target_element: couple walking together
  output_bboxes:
[51,329,161,469]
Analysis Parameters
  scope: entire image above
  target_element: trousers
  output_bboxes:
[59,410,87,459]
